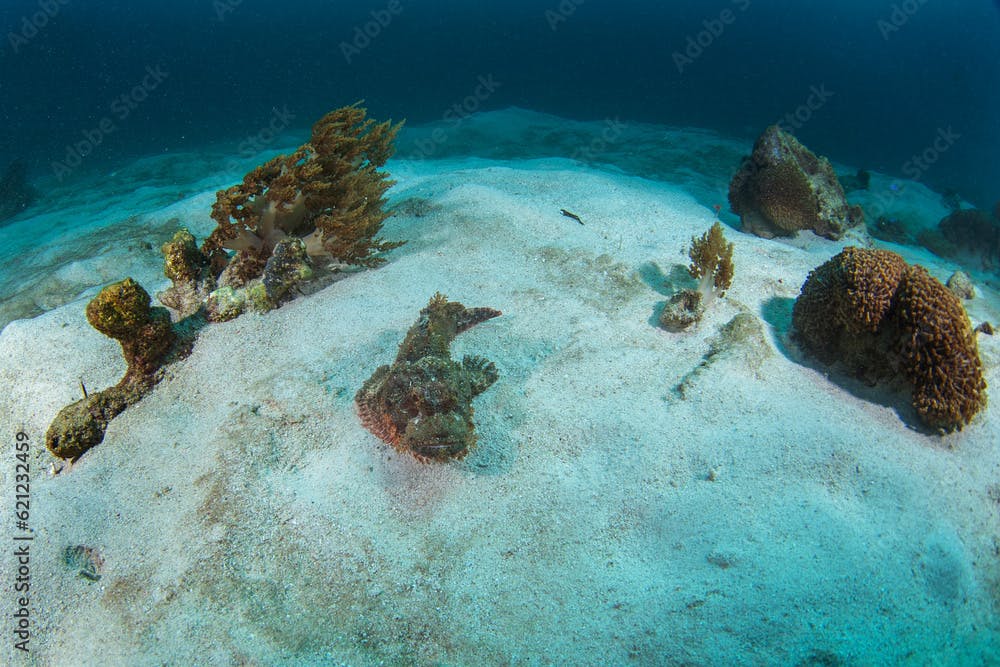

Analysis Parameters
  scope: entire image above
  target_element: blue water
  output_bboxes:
[2,0,998,207]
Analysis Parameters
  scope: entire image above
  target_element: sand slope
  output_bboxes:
[2,149,998,665]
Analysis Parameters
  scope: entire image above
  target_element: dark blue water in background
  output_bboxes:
[2,0,998,206]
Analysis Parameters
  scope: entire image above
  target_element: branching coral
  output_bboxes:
[46,279,181,459]
[792,247,987,432]
[660,222,735,331]
[688,221,734,299]
[356,293,501,463]
[729,126,863,240]
[160,104,404,321]
[203,103,404,274]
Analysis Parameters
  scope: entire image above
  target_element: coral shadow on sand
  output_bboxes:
[762,296,936,435]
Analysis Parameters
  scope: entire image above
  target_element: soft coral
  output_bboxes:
[203,102,405,277]
[159,104,405,320]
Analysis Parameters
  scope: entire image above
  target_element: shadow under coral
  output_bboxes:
[761,295,941,436]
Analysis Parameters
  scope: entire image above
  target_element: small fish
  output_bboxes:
[560,209,584,225]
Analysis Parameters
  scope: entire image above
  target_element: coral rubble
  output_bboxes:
[792,247,987,432]
[659,289,704,332]
[729,126,863,240]
[355,293,501,463]
[158,228,214,318]
[46,279,180,459]
[946,271,976,300]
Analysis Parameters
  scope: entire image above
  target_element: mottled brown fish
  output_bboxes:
[355,293,501,463]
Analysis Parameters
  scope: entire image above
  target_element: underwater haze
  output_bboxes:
[2,0,999,207]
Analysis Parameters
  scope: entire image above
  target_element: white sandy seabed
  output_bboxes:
[1,113,999,666]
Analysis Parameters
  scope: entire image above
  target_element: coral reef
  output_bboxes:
[159,104,403,321]
[355,293,501,463]
[0,159,36,223]
[47,105,406,459]
[46,279,179,459]
[936,208,1000,269]
[729,126,863,240]
[792,247,987,432]
[659,222,734,332]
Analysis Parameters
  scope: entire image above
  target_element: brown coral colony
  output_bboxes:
[792,247,987,432]
[729,125,863,240]
[46,279,179,459]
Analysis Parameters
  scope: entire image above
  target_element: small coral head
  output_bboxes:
[688,221,734,296]
[85,278,153,340]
